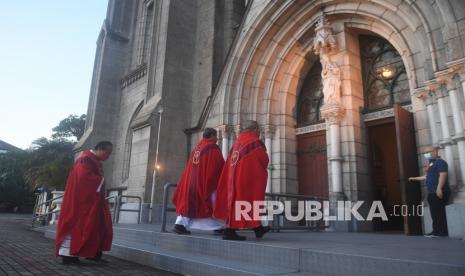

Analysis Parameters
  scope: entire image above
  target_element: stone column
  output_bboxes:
[449,75,465,188]
[311,13,345,200]
[321,105,345,198]
[421,89,440,146]
[456,70,465,201]
[264,125,275,193]
[232,124,241,146]
[460,70,465,104]
[218,125,230,159]
[434,80,457,188]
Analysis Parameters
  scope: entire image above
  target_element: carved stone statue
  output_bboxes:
[320,55,341,105]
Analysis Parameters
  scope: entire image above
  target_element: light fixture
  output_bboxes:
[380,67,395,80]
[155,164,160,170]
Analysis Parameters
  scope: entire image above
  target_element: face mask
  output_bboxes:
[423,152,432,160]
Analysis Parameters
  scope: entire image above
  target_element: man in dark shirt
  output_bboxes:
[409,146,449,237]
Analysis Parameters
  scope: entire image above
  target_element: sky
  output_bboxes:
[0,1,108,149]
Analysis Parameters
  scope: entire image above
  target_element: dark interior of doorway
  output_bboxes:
[367,119,404,232]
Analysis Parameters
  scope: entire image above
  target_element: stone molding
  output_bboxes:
[296,123,326,135]
[415,60,465,94]
[363,105,412,122]
[121,64,148,89]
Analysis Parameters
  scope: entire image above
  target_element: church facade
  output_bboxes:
[77,0,465,237]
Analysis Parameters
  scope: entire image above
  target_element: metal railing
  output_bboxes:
[106,195,119,223]
[31,194,63,228]
[160,182,329,233]
[32,193,143,227]
[265,193,329,232]
[115,195,142,224]
[161,183,177,232]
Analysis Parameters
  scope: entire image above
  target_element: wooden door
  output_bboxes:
[297,131,329,198]
[394,104,422,235]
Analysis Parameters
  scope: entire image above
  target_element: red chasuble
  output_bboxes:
[172,138,225,218]
[213,131,269,229]
[55,150,113,257]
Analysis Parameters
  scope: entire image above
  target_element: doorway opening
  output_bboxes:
[367,119,403,232]
[366,105,423,235]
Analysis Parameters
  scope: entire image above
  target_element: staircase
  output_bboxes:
[41,224,465,276]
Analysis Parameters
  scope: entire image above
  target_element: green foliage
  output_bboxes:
[24,138,75,191]
[0,150,30,208]
[0,114,84,211]
[51,114,86,140]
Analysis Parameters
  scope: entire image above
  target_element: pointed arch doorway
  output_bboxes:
[360,34,422,235]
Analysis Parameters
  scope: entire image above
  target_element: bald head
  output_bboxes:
[240,120,260,136]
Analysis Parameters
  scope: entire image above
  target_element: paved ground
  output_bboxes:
[0,214,179,276]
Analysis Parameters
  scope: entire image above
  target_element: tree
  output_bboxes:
[24,138,75,191]
[51,114,86,141]
[0,150,30,210]
[0,114,83,212]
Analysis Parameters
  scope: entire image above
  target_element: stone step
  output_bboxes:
[113,225,157,244]
[299,248,465,276]
[112,226,465,276]
[110,240,298,276]
[153,231,300,270]
[43,225,465,276]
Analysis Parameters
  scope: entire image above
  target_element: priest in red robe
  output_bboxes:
[172,128,225,234]
[213,120,270,240]
[56,141,113,265]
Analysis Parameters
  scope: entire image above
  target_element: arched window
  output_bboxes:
[122,102,144,181]
[134,0,155,66]
[360,35,410,111]
[297,61,324,127]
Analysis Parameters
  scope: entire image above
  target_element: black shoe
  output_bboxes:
[61,256,80,265]
[253,226,270,239]
[173,224,191,235]
[222,228,246,241]
[213,228,224,235]
[86,251,108,263]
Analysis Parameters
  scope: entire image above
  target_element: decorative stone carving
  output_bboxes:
[414,87,427,101]
[434,70,455,96]
[424,80,439,93]
[312,13,337,55]
[446,57,465,80]
[321,103,345,125]
[312,13,344,125]
[321,55,341,106]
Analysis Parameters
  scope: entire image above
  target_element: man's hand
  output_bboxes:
[408,176,425,182]
[436,188,443,199]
